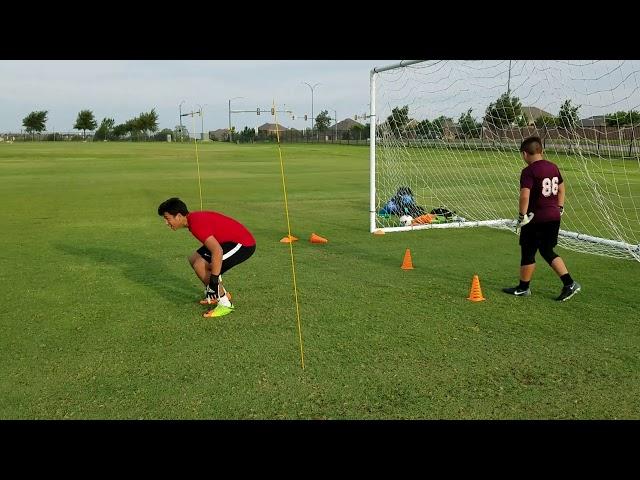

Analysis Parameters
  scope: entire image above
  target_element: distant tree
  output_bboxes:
[349,123,366,140]
[484,93,526,129]
[94,117,115,141]
[416,118,431,133]
[315,110,331,131]
[153,128,174,141]
[458,109,482,137]
[415,118,437,138]
[22,110,48,134]
[111,117,142,140]
[534,115,557,128]
[138,109,159,139]
[605,110,640,127]
[112,123,129,139]
[431,115,453,138]
[74,110,98,139]
[238,126,256,143]
[557,99,580,130]
[386,105,410,136]
[124,117,142,140]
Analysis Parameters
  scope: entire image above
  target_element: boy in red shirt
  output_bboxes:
[158,197,256,317]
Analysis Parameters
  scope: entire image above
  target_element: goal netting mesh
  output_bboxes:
[372,60,640,262]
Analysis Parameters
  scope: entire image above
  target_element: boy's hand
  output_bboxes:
[515,212,534,233]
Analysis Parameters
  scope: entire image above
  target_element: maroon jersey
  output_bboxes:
[187,211,256,246]
[520,159,563,223]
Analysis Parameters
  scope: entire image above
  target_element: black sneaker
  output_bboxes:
[556,281,581,301]
[502,286,531,296]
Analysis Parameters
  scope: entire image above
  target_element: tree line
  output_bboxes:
[386,92,640,138]
[20,109,162,140]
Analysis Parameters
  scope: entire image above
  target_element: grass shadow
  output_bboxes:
[54,243,196,305]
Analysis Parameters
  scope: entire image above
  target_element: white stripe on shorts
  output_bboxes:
[222,243,243,260]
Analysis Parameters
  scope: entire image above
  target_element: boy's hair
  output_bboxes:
[520,136,543,155]
[158,197,189,216]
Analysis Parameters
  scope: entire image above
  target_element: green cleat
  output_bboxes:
[203,304,234,318]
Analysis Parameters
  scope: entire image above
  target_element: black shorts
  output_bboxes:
[519,221,560,250]
[196,243,256,275]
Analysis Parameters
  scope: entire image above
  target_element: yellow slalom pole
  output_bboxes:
[273,100,305,370]
[192,112,204,210]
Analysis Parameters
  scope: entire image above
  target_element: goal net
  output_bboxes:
[370,60,640,262]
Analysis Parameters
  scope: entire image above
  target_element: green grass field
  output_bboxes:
[1,141,638,419]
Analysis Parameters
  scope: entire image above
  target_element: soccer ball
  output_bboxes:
[399,215,413,226]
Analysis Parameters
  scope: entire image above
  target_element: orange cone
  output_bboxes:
[467,274,486,302]
[280,235,299,243]
[310,233,328,244]
[401,248,414,270]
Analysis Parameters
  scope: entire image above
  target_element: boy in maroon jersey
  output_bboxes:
[158,197,256,317]
[502,136,581,301]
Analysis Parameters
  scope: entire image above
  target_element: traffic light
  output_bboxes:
[257,108,260,115]
[271,107,275,115]
[304,115,308,121]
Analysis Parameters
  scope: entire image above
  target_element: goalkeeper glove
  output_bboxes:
[515,212,534,233]
[207,274,220,299]
[559,205,564,216]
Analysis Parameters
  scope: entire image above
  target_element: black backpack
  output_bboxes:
[430,207,455,218]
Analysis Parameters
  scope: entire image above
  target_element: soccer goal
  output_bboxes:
[369,60,640,262]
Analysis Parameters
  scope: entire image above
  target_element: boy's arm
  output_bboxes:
[558,181,566,211]
[519,187,530,215]
[203,235,223,275]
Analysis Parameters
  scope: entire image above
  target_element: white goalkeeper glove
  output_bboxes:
[515,212,534,233]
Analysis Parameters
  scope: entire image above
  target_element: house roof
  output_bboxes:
[258,123,288,131]
[333,118,363,130]
[522,106,553,121]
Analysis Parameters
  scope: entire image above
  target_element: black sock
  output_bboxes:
[560,273,573,287]
[518,280,530,290]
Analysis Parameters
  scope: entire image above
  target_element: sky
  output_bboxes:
[0,60,395,134]
[2,60,638,135]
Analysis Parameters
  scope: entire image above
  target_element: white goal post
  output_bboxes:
[369,60,640,262]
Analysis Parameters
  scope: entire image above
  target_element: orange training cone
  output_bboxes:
[310,233,328,244]
[280,235,299,243]
[401,248,414,270]
[467,274,486,302]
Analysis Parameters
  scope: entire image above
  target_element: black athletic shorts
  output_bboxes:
[519,221,560,250]
[197,242,256,274]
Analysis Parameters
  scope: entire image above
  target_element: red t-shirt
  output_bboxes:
[187,211,255,246]
[520,159,564,223]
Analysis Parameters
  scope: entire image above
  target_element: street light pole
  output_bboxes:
[179,100,185,142]
[303,82,321,135]
[196,104,207,140]
[228,97,244,142]
[327,107,338,142]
